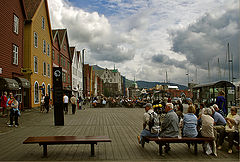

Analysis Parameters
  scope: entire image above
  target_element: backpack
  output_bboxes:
[148,111,161,134]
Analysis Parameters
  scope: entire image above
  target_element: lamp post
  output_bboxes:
[186,72,189,87]
[82,49,85,99]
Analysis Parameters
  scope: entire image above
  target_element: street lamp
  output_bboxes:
[82,49,85,99]
[186,73,189,87]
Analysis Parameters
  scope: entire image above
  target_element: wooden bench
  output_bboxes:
[23,136,111,157]
[143,137,214,155]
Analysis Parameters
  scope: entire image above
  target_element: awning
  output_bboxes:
[14,77,30,88]
[193,81,235,89]
[0,77,20,90]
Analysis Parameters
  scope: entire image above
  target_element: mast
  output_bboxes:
[218,58,221,80]
[166,71,168,83]
[228,43,230,82]
[208,62,210,82]
[195,67,198,84]
[231,52,233,83]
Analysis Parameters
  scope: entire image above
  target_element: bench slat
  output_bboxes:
[146,137,214,143]
[23,136,112,157]
[23,136,112,144]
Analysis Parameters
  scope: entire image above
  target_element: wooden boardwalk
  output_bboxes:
[0,107,239,161]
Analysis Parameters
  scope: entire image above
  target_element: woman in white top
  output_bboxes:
[200,108,217,156]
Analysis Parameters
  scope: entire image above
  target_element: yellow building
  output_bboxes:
[23,0,53,108]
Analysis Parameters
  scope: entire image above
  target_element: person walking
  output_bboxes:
[40,94,45,113]
[8,94,20,127]
[70,95,77,114]
[63,94,69,114]
[1,92,8,116]
[78,96,83,110]
[44,93,50,113]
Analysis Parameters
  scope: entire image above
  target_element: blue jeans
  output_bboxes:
[140,129,158,144]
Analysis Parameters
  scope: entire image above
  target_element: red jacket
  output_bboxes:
[1,95,8,108]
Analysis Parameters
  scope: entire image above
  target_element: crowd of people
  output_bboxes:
[87,96,150,108]
[1,90,239,155]
[137,91,239,156]
[0,92,21,127]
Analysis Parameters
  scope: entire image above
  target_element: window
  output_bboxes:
[47,63,50,77]
[43,40,46,54]
[13,14,19,34]
[64,44,66,51]
[34,82,39,104]
[61,56,63,66]
[42,17,45,29]
[52,50,55,60]
[13,44,18,65]
[62,72,66,82]
[67,62,70,70]
[34,32,38,48]
[63,58,65,67]
[43,62,46,76]
[68,74,70,83]
[34,56,38,73]
[42,83,46,96]
[47,44,50,56]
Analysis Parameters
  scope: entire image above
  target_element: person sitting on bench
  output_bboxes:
[182,105,198,138]
[137,103,159,145]
[159,103,179,151]
[199,108,217,156]
[217,107,240,154]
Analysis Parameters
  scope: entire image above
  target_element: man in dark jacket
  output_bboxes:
[44,93,50,113]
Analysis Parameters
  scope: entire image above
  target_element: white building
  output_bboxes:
[71,47,83,98]
[95,67,122,95]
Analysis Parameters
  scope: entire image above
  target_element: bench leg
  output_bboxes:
[43,145,47,157]
[159,143,163,156]
[194,143,198,155]
[91,144,95,157]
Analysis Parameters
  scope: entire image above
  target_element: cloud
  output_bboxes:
[152,54,188,69]
[48,0,239,85]
[170,6,239,81]
[48,0,135,63]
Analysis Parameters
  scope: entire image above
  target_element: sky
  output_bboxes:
[48,0,239,86]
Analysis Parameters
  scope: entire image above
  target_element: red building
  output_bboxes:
[0,0,30,109]
[97,76,103,96]
[167,89,193,98]
[52,29,72,96]
[83,64,90,97]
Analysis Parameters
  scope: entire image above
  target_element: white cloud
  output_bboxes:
[48,0,239,85]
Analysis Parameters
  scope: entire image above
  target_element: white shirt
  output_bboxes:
[63,95,69,103]
[201,114,214,137]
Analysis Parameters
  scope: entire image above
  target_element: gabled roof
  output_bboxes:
[70,47,75,61]
[24,0,42,20]
[24,0,53,43]
[54,29,72,61]
[52,30,57,37]
[57,29,66,47]
[52,30,61,49]
[77,51,81,65]
[20,0,27,19]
